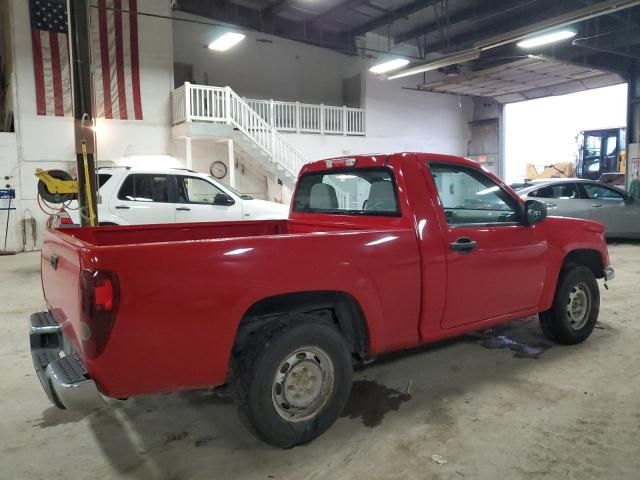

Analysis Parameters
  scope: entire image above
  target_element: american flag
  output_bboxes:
[29,0,72,117]
[29,0,143,120]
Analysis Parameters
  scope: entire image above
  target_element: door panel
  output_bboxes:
[174,175,243,223]
[581,183,627,235]
[110,174,175,224]
[429,163,547,329]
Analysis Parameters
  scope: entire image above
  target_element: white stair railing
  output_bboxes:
[245,99,366,136]
[174,83,307,179]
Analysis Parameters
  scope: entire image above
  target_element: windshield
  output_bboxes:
[208,177,253,200]
[293,168,400,216]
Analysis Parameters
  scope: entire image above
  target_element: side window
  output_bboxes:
[583,184,624,201]
[178,176,225,204]
[97,173,112,188]
[530,183,578,199]
[118,174,170,202]
[430,164,519,226]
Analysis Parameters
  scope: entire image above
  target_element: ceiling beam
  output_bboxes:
[262,0,297,17]
[175,0,358,54]
[350,0,440,37]
[394,0,543,45]
[309,0,370,25]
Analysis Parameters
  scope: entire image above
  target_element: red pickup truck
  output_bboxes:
[30,153,614,447]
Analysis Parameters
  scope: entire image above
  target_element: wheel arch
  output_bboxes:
[233,291,370,358]
[562,248,605,279]
[540,247,605,312]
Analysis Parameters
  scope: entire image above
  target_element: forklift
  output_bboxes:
[576,127,626,181]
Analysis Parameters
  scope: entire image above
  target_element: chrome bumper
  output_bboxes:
[604,267,615,282]
[29,312,104,411]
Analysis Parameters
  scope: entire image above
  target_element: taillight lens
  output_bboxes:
[80,269,119,359]
[59,208,75,226]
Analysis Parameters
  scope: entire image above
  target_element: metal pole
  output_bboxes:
[68,0,98,226]
[3,197,10,251]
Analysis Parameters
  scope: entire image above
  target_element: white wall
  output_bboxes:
[5,0,174,250]
[173,139,271,200]
[282,72,472,161]
[172,12,361,106]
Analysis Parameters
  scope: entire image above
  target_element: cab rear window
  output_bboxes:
[293,168,400,216]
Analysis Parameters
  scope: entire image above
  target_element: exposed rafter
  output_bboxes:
[262,0,297,17]
[394,0,542,45]
[309,0,370,25]
[350,0,440,37]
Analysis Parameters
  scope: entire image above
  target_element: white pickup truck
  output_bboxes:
[65,167,289,225]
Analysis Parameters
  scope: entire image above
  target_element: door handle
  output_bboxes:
[592,204,602,208]
[545,202,557,208]
[449,237,477,254]
[114,205,130,210]
[176,207,191,211]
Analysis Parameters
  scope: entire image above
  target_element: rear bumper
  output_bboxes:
[29,312,104,411]
[604,266,615,282]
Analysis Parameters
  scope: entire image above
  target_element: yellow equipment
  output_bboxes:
[35,168,78,203]
[35,141,97,226]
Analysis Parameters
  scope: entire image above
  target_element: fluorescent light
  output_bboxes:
[369,58,410,74]
[516,30,576,49]
[208,32,246,51]
[387,49,480,80]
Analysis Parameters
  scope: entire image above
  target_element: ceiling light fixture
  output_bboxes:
[369,58,410,74]
[208,32,246,51]
[516,30,576,49]
[387,49,480,80]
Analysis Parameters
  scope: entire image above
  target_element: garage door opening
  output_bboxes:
[504,84,628,184]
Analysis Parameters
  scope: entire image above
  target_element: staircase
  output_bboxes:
[171,83,308,186]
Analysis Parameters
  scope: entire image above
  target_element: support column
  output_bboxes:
[228,139,236,188]
[627,68,640,188]
[185,137,192,170]
[68,0,98,226]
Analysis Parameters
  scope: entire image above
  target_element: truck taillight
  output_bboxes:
[59,208,75,226]
[80,269,119,359]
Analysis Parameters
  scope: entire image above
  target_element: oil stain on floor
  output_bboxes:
[471,318,554,359]
[341,380,411,427]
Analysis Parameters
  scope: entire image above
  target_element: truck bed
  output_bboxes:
[41,217,420,397]
[60,219,380,247]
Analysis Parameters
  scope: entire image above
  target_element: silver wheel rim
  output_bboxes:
[567,282,591,330]
[272,346,335,422]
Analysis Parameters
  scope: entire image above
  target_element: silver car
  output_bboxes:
[514,179,640,239]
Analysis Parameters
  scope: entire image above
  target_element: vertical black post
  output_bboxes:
[67,0,98,226]
[626,67,639,189]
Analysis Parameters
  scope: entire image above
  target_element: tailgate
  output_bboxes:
[41,229,85,353]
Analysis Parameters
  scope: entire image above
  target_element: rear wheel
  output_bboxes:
[540,265,600,345]
[233,317,353,448]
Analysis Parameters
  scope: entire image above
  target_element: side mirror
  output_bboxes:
[213,193,235,206]
[524,199,547,226]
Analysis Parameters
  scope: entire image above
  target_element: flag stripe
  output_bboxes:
[129,0,142,120]
[60,33,73,116]
[40,31,55,117]
[113,0,128,120]
[31,28,47,115]
[98,0,113,118]
[107,5,120,119]
[121,4,135,121]
[49,31,64,116]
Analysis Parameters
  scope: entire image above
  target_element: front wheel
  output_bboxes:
[233,318,353,448]
[540,265,600,345]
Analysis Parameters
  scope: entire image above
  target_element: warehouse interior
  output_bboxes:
[1,0,640,478]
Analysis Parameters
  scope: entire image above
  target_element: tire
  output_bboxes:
[233,317,353,448]
[539,265,600,345]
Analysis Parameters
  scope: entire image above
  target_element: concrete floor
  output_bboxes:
[1,246,639,480]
